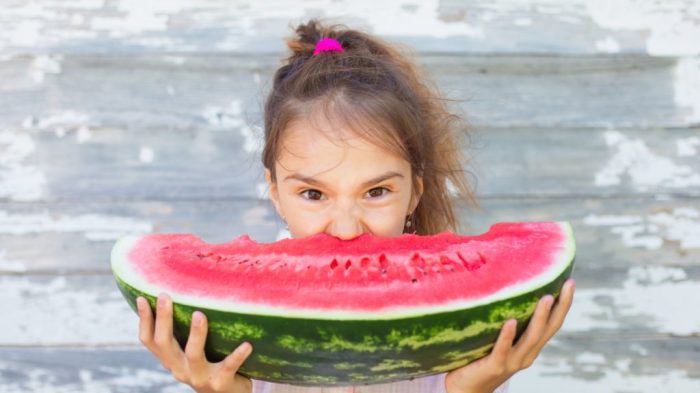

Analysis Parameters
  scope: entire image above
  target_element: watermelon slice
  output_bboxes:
[111,221,575,386]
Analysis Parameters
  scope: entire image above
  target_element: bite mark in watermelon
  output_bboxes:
[111,221,576,386]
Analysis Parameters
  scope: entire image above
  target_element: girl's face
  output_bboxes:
[265,115,423,240]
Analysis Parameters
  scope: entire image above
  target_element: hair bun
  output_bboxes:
[286,18,343,60]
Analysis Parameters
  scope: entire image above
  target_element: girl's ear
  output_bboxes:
[264,168,283,217]
[411,176,424,212]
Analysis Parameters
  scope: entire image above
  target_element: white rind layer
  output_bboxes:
[110,222,576,320]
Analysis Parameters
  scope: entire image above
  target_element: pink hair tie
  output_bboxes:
[313,37,345,55]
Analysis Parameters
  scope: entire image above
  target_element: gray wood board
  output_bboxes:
[0,197,697,273]
[1,0,699,56]
[1,123,699,202]
[1,54,698,131]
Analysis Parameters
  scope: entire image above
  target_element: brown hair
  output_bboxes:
[262,18,480,235]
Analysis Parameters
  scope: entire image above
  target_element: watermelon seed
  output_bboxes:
[411,278,418,283]
[456,252,469,269]
[360,257,371,269]
[345,260,352,270]
[330,258,339,270]
[378,254,389,271]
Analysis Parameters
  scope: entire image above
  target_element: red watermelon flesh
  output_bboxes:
[112,221,574,319]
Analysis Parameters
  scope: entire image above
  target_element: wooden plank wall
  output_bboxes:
[1,1,699,392]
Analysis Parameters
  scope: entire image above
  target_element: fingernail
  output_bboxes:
[237,342,251,355]
[540,295,551,306]
[158,295,167,307]
[569,279,576,289]
[136,297,144,310]
[192,311,202,326]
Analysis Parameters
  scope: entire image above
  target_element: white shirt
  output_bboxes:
[252,373,510,393]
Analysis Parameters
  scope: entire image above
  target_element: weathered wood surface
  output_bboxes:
[1,0,699,56]
[1,54,698,131]
[1,1,699,392]
[2,124,699,203]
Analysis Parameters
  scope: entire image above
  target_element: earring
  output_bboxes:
[405,212,416,234]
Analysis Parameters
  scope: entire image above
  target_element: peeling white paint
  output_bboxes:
[676,136,700,157]
[587,0,700,56]
[613,358,632,372]
[511,360,700,393]
[24,110,94,139]
[139,146,155,164]
[0,210,153,241]
[0,249,27,272]
[629,343,649,356]
[0,276,138,345]
[75,125,92,144]
[2,0,700,57]
[628,265,688,284]
[29,54,62,83]
[202,100,244,130]
[584,207,700,250]
[575,351,606,364]
[514,17,533,26]
[563,266,700,335]
[595,130,700,191]
[89,0,188,34]
[595,36,619,53]
[0,130,46,201]
[163,56,185,65]
[0,363,188,393]
[7,20,42,47]
[239,124,262,154]
[674,58,700,124]
[341,0,484,38]
[36,110,90,130]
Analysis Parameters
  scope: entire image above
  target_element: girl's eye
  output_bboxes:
[299,187,391,201]
[300,189,325,201]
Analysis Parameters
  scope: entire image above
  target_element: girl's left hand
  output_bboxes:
[444,278,575,393]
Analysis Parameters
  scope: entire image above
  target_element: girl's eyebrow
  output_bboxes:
[284,171,404,189]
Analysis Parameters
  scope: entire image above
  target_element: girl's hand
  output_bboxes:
[444,279,575,393]
[136,293,254,393]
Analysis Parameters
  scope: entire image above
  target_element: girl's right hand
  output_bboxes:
[136,294,254,393]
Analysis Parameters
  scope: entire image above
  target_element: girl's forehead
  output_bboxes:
[277,122,410,177]
[281,118,392,159]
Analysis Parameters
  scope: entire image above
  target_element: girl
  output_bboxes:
[134,18,575,393]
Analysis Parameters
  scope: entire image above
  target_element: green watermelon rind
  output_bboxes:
[111,222,576,386]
